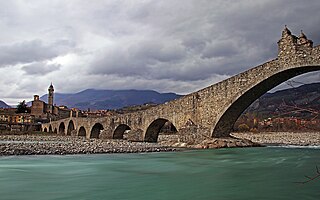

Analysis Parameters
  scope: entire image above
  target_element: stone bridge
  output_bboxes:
[42,28,320,144]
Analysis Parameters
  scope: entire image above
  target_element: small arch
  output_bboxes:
[145,118,177,142]
[49,125,53,133]
[160,121,178,134]
[43,127,48,132]
[78,126,86,137]
[59,122,65,135]
[113,124,131,139]
[54,128,57,134]
[67,120,75,136]
[90,123,104,139]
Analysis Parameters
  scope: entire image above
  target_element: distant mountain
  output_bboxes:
[0,100,11,108]
[40,89,182,110]
[245,82,320,119]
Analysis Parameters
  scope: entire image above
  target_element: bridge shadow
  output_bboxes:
[145,118,177,142]
[67,120,75,136]
[78,126,86,137]
[113,124,131,139]
[90,123,104,139]
[59,122,65,135]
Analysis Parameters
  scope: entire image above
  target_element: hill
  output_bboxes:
[244,82,320,119]
[40,89,181,110]
[0,100,11,108]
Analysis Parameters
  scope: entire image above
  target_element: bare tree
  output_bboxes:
[295,166,320,184]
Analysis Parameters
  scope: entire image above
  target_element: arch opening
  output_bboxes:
[49,125,52,133]
[78,126,86,137]
[90,123,104,139]
[58,122,65,135]
[113,124,131,139]
[54,128,57,134]
[212,66,320,137]
[67,120,75,136]
[145,118,177,143]
[43,127,48,132]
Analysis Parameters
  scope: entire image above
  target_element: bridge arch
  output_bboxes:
[54,128,57,134]
[144,118,177,142]
[212,65,320,137]
[90,123,104,139]
[78,126,86,137]
[43,127,48,132]
[67,120,75,136]
[113,124,131,139]
[59,122,65,135]
[49,125,52,133]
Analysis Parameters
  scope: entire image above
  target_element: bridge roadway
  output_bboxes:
[42,28,320,144]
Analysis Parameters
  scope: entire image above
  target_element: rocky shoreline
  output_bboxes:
[232,132,320,146]
[159,137,262,149]
[0,132,317,156]
[0,135,177,156]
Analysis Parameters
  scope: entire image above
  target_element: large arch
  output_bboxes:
[90,123,104,139]
[67,120,75,136]
[144,118,177,142]
[58,122,65,135]
[113,124,131,139]
[49,125,52,133]
[78,126,86,137]
[212,65,320,137]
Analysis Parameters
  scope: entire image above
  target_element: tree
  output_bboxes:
[16,100,28,113]
[296,166,320,184]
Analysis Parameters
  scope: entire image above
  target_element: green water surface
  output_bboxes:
[0,147,319,200]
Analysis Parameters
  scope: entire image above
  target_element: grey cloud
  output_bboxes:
[201,41,240,59]
[22,62,61,75]
[89,40,186,78]
[86,0,320,84]
[1,0,320,103]
[0,39,74,67]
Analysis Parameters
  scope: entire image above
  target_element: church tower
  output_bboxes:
[47,83,54,114]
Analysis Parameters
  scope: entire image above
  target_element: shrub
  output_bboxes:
[238,124,250,132]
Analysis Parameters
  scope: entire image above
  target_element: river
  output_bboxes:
[0,147,319,200]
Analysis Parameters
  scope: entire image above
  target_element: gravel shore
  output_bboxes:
[0,135,177,156]
[1,132,316,156]
[232,132,320,146]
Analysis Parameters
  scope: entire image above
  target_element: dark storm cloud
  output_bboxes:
[1,0,320,104]
[0,39,74,67]
[86,0,320,83]
[89,40,186,78]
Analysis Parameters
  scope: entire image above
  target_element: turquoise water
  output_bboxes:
[0,147,319,200]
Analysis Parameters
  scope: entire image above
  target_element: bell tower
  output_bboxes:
[47,83,54,114]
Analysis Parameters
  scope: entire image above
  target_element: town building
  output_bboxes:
[0,83,72,132]
[31,83,59,119]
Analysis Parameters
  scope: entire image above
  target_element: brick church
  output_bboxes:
[30,83,59,119]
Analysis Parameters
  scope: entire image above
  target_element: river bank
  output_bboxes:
[0,135,177,156]
[232,132,320,146]
[0,132,318,156]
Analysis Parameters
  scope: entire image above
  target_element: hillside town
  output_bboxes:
[0,84,117,133]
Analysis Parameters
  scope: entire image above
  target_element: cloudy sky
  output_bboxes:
[1,0,320,105]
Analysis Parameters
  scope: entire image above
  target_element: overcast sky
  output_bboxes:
[1,0,320,104]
